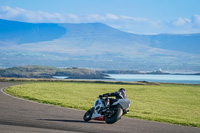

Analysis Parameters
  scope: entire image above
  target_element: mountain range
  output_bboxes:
[0,19,200,72]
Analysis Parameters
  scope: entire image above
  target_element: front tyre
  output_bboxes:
[83,107,94,121]
[105,106,123,124]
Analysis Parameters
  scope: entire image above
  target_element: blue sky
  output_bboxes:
[0,0,200,34]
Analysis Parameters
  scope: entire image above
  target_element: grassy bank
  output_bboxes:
[4,82,200,127]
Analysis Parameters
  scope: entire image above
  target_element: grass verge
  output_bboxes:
[4,82,200,127]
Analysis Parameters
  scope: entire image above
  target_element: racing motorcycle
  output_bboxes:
[83,96,130,124]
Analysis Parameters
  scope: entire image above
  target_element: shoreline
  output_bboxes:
[0,77,200,86]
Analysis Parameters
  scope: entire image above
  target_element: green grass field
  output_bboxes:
[4,82,200,127]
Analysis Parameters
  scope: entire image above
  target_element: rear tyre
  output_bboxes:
[105,106,123,124]
[83,107,94,121]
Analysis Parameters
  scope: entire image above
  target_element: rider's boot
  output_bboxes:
[123,109,129,115]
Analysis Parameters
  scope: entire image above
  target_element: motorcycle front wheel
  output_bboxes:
[105,106,123,124]
[83,107,94,121]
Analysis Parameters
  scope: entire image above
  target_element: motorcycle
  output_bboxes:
[83,96,130,124]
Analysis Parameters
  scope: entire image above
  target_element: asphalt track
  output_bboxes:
[0,82,200,133]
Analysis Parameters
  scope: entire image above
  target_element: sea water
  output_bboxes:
[108,74,200,84]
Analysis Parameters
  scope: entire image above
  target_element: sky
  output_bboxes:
[0,0,200,34]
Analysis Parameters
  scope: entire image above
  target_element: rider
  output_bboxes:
[99,88,128,114]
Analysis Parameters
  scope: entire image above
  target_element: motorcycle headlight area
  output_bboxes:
[94,99,105,113]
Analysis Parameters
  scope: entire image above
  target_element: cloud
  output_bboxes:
[163,15,200,34]
[173,18,190,27]
[85,14,118,22]
[0,6,79,23]
[121,15,148,22]
[106,14,119,20]
[1,6,200,34]
[191,14,200,27]
[85,14,105,22]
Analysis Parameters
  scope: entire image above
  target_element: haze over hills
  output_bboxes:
[0,19,200,72]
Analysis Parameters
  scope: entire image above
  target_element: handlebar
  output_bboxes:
[98,96,108,99]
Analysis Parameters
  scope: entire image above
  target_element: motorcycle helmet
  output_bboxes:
[118,88,127,99]
[118,88,125,93]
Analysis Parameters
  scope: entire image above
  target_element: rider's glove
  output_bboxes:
[99,94,103,98]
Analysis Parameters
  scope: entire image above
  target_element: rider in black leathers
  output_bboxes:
[99,88,128,114]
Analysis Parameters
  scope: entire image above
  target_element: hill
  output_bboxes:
[0,19,200,72]
[0,19,66,45]
[148,33,200,54]
[0,65,107,79]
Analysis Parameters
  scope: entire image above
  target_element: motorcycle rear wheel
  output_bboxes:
[105,106,123,124]
[83,107,94,121]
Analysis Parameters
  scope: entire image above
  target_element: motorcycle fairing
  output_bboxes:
[91,98,105,120]
[92,115,105,121]
[112,99,131,109]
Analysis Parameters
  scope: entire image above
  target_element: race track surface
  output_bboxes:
[0,82,199,133]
